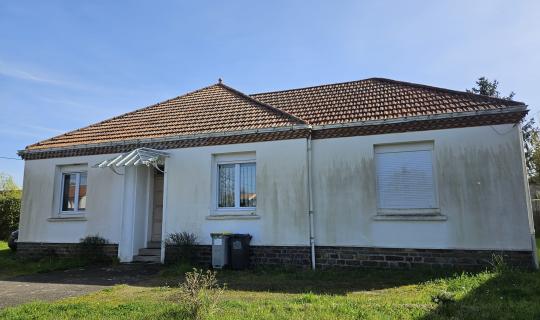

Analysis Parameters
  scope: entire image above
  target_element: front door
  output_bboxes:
[151,173,164,242]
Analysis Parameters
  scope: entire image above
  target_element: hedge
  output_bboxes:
[0,190,21,240]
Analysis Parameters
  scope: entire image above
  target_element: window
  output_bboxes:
[61,172,87,213]
[375,142,437,213]
[217,161,256,210]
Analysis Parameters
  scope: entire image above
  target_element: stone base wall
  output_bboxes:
[17,242,119,260]
[165,245,212,265]
[165,245,535,269]
[314,246,534,269]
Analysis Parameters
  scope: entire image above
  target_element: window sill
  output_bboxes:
[206,214,260,220]
[372,214,447,221]
[47,216,87,222]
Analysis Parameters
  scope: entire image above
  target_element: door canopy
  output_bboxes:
[95,148,169,169]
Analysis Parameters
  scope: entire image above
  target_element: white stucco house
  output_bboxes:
[17,78,538,269]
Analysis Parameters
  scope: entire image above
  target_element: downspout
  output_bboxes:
[160,160,169,264]
[307,132,316,270]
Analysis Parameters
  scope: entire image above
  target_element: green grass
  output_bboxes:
[537,235,540,258]
[0,241,91,280]
[1,238,539,319]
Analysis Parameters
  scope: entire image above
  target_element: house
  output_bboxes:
[17,78,538,269]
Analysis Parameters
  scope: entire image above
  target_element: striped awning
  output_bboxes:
[95,148,169,168]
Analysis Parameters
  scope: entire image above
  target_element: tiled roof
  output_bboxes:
[251,78,525,126]
[23,77,526,154]
[26,83,305,150]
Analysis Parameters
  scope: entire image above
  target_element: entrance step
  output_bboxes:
[132,246,161,263]
[146,241,161,249]
[138,248,161,256]
[132,255,161,263]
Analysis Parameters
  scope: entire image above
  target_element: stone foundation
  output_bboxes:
[18,242,533,269]
[17,242,119,260]
[164,245,212,265]
[314,246,534,269]
[165,245,535,269]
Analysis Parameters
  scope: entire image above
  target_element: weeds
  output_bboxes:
[431,291,456,305]
[489,254,510,273]
[176,268,224,320]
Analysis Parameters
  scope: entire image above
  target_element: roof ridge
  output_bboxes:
[369,77,526,106]
[250,78,373,96]
[251,77,525,107]
[25,83,222,149]
[217,82,309,125]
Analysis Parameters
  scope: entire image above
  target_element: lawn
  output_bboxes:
[0,238,539,320]
[0,241,92,280]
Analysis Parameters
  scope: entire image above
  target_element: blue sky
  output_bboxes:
[1,0,539,186]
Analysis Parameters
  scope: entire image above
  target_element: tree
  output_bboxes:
[0,173,21,239]
[0,173,19,192]
[467,76,515,100]
[468,77,540,181]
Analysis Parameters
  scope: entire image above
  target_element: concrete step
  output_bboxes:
[138,248,161,256]
[146,241,161,249]
[132,255,161,263]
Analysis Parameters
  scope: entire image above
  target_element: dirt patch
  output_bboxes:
[0,264,162,308]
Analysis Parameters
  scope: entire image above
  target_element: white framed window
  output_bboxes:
[374,142,438,214]
[214,153,256,212]
[60,171,87,214]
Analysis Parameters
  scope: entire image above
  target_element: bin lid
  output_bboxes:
[230,233,252,239]
[211,232,233,237]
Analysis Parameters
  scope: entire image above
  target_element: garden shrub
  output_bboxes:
[79,234,110,262]
[165,232,198,264]
[0,190,21,240]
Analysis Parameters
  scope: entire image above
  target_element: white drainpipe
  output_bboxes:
[306,133,316,270]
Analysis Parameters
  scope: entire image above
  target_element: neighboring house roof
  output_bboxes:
[20,78,527,160]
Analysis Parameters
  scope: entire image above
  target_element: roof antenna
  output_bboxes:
[218,78,223,84]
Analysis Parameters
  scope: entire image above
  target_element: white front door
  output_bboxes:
[151,173,164,242]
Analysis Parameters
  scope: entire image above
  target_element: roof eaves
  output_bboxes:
[310,105,527,131]
[19,124,311,156]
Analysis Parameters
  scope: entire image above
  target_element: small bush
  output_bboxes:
[0,190,21,240]
[431,291,456,305]
[176,268,224,320]
[166,232,198,247]
[79,234,110,262]
[165,232,198,264]
[489,254,510,273]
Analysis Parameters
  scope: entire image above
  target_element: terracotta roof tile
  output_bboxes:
[251,78,524,126]
[26,83,305,150]
[24,78,526,152]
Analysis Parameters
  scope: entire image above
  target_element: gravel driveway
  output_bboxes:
[0,264,162,308]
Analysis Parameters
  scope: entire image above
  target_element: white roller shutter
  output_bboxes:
[375,143,436,209]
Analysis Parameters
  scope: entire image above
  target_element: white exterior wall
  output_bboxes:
[163,138,310,246]
[19,154,125,244]
[18,123,534,254]
[311,124,533,250]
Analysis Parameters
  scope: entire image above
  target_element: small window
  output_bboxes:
[217,162,256,209]
[375,142,437,212]
[61,172,87,213]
